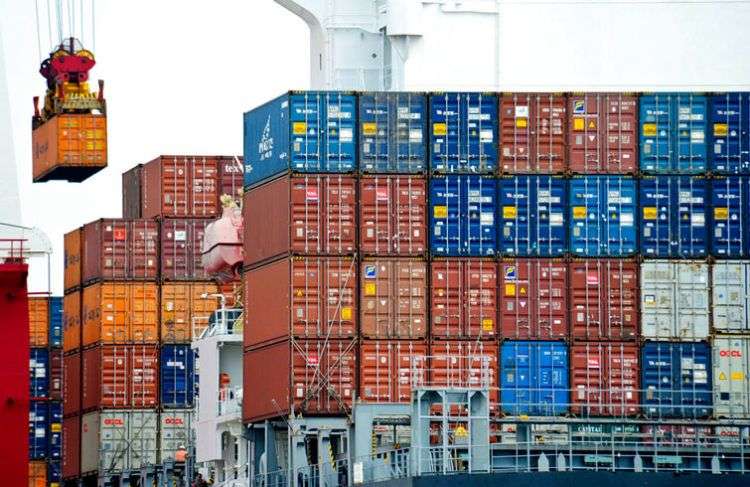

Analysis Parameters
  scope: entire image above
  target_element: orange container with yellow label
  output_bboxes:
[28,296,49,347]
[63,291,81,352]
[64,227,83,292]
[161,282,220,342]
[82,282,158,346]
[32,114,107,182]
[28,461,46,487]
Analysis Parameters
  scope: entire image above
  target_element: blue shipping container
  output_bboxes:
[48,461,61,484]
[711,176,750,257]
[430,93,498,174]
[243,91,357,187]
[640,93,709,173]
[49,296,63,348]
[359,92,427,173]
[641,342,712,418]
[710,93,750,174]
[500,341,569,416]
[568,176,637,256]
[48,401,62,460]
[29,348,48,399]
[430,176,497,256]
[498,176,566,257]
[28,400,48,459]
[161,345,196,408]
[639,176,707,258]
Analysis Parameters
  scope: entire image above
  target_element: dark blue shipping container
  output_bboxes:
[29,348,48,399]
[243,91,357,188]
[639,176,707,258]
[710,176,750,257]
[430,93,498,174]
[568,176,637,256]
[359,92,427,173]
[501,341,569,416]
[498,176,566,257]
[430,176,497,256]
[640,93,708,174]
[28,400,48,459]
[710,93,750,174]
[48,401,62,460]
[641,342,712,418]
[49,296,63,348]
[160,345,196,408]
[48,461,61,484]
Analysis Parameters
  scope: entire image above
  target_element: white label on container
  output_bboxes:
[353,463,364,484]
[682,358,694,368]
[550,213,564,226]
[691,130,705,141]
[621,213,634,226]
[480,129,494,142]
[296,387,304,398]
[692,213,705,226]
[409,129,423,141]
[515,106,529,118]
[481,212,494,225]
[340,128,354,142]
[694,370,708,384]
[174,230,187,242]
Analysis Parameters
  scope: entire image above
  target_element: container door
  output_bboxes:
[676,343,712,418]
[29,401,48,459]
[465,177,497,256]
[536,343,568,415]
[464,260,498,338]
[160,410,193,464]
[500,342,533,415]
[642,343,676,417]
[711,177,750,257]
[161,345,193,408]
[430,177,461,255]
[48,401,62,460]
[674,262,710,340]
[713,261,750,332]
[641,261,677,340]
[29,349,49,399]
[129,411,158,469]
[675,94,709,173]
[713,337,750,418]
[710,93,750,174]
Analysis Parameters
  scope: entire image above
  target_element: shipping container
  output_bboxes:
[709,93,750,174]
[29,400,49,459]
[49,349,62,401]
[568,176,637,256]
[80,410,158,474]
[641,342,712,418]
[713,336,750,418]
[64,227,82,292]
[82,218,159,283]
[360,258,427,339]
[359,340,428,403]
[32,114,107,182]
[500,341,569,416]
[498,259,567,340]
[359,92,427,173]
[429,341,499,406]
[640,93,708,174]
[122,164,143,218]
[63,352,80,417]
[641,260,709,341]
[500,93,566,174]
[160,345,196,408]
[159,410,194,463]
[711,176,750,257]
[160,282,220,343]
[219,281,243,308]
[712,261,750,333]
[244,175,357,266]
[429,175,497,256]
[498,175,566,256]
[567,93,638,174]
[244,257,357,347]
[49,296,63,347]
[48,401,62,460]
[217,156,245,206]
[28,461,46,487]
[641,424,716,446]
[359,176,427,255]
[62,291,80,353]
[30,348,48,399]
[569,259,638,341]
[82,282,158,346]
[430,258,497,339]
[243,339,357,422]
[48,461,61,486]
[28,296,49,347]
[243,91,357,188]
[570,342,639,416]
[640,176,707,258]
[160,218,211,281]
[82,345,159,410]
[62,416,80,479]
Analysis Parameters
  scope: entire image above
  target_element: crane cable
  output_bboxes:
[33,0,42,62]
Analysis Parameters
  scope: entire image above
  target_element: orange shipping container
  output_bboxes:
[64,227,82,292]
[160,282,220,342]
[28,461,46,487]
[28,296,49,347]
[63,291,81,353]
[32,114,107,182]
[82,282,158,346]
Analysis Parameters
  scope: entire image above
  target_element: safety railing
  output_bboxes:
[194,309,243,340]
[0,238,27,262]
[410,354,494,390]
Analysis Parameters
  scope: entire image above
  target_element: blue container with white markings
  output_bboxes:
[710,176,750,257]
[359,92,427,173]
[501,341,569,416]
[49,296,63,348]
[710,93,750,174]
[640,93,708,174]
[29,348,48,399]
[243,91,357,188]
[48,401,62,459]
[49,461,61,484]
[28,400,48,459]
[160,345,196,408]
[430,175,497,256]
[568,176,637,257]
[639,176,707,258]
[498,175,566,257]
[641,342,712,419]
[430,93,498,174]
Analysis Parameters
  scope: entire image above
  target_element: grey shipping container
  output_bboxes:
[640,261,709,341]
[159,410,194,463]
[713,261,750,333]
[713,336,750,418]
[80,410,158,475]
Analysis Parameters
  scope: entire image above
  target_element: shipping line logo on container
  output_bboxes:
[258,116,275,162]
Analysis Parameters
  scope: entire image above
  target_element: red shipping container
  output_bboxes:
[160,218,211,281]
[571,342,639,416]
[430,259,497,339]
[49,349,63,401]
[359,340,428,403]
[63,352,81,417]
[567,93,638,174]
[429,341,499,406]
[82,219,159,283]
[122,164,143,219]
[244,257,357,347]
[360,258,427,339]
[500,93,567,173]
[217,156,244,207]
[359,176,427,255]
[82,345,159,410]
[244,175,356,266]
[62,416,81,479]
[498,259,568,340]
[243,339,357,422]
[569,259,638,341]
[141,155,220,219]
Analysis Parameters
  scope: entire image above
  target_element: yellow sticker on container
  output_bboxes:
[482,318,494,331]
[433,123,447,136]
[505,284,516,297]
[715,207,729,220]
[732,371,745,381]
[503,206,517,219]
[643,207,657,220]
[720,372,727,381]
[573,206,587,219]
[341,307,352,320]
[293,122,308,135]
[363,122,378,136]
[516,117,528,129]
[433,205,448,218]
[643,123,657,137]
[454,425,468,437]
[573,118,585,131]
[50,423,62,433]
[714,123,729,137]
[365,283,376,296]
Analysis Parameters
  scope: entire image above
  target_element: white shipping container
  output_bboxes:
[713,336,750,418]
[159,410,194,463]
[712,262,750,333]
[640,261,709,341]
[80,410,158,474]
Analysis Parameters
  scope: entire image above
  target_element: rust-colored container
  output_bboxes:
[429,341,499,406]
[569,259,638,341]
[160,218,211,281]
[244,256,358,347]
[217,155,244,206]
[500,93,567,174]
[360,258,427,339]
[243,339,357,422]
[567,93,638,174]
[570,342,639,416]
[49,348,63,401]
[64,227,82,292]
[122,164,144,218]
[32,114,107,183]
[430,258,497,339]
[82,344,159,410]
[244,175,357,266]
[62,416,81,479]
[160,282,220,342]
[63,291,81,353]
[359,176,427,255]
[359,340,428,403]
[498,259,568,340]
[63,352,81,417]
[82,219,159,284]
[82,282,158,346]
[28,296,49,347]
[141,155,220,219]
